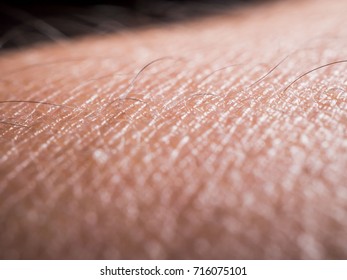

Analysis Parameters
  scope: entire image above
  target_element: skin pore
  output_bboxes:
[0,0,347,259]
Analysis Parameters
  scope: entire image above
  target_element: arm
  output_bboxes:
[1,0,347,259]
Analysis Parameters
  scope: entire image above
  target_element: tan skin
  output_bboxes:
[0,0,347,259]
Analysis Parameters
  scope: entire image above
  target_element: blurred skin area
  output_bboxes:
[0,0,347,259]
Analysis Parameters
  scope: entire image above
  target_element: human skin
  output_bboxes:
[0,0,347,259]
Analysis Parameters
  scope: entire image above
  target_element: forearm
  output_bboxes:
[1,0,347,259]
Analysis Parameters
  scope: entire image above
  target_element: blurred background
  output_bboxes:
[0,0,272,50]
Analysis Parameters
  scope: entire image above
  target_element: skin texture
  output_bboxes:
[0,0,347,259]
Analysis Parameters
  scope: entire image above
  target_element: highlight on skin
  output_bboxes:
[0,0,347,259]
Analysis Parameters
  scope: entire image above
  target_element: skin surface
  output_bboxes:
[0,0,347,259]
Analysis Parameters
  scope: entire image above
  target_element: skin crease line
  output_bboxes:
[0,0,347,259]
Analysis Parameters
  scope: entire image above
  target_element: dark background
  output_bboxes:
[0,0,268,49]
